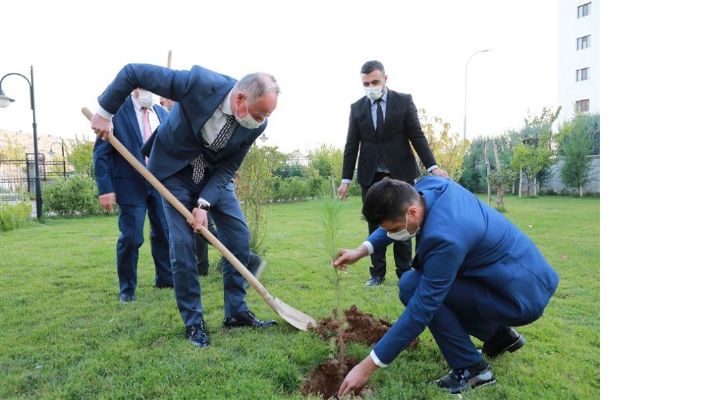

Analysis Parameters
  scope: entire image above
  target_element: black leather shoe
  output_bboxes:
[119,293,136,303]
[365,276,384,287]
[482,327,526,359]
[155,282,173,289]
[223,310,277,329]
[434,363,496,394]
[186,320,210,348]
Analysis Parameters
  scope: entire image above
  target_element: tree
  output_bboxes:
[0,133,25,160]
[511,107,561,196]
[235,145,285,255]
[417,109,469,181]
[560,117,595,197]
[67,135,95,177]
[308,144,344,197]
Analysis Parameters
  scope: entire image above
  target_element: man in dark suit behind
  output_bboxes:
[91,64,279,348]
[93,89,173,303]
[339,60,449,287]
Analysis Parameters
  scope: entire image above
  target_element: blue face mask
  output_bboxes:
[386,212,419,241]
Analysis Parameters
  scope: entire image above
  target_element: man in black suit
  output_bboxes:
[339,60,449,287]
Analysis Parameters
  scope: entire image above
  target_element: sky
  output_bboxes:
[0,0,558,152]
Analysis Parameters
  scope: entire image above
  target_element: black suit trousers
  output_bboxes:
[361,172,413,279]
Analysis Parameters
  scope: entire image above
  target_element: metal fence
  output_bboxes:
[0,152,68,203]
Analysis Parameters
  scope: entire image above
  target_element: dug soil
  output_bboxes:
[301,305,418,398]
[312,304,419,347]
[300,357,364,399]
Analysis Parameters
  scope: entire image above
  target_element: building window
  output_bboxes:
[576,67,589,81]
[578,2,591,18]
[575,99,590,113]
[577,35,590,50]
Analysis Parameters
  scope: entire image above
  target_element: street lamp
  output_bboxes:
[48,140,67,179]
[0,66,43,219]
[463,49,492,141]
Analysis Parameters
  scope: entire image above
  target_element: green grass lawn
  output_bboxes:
[0,195,599,399]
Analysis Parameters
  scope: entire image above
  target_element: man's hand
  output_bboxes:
[98,193,116,212]
[430,167,450,179]
[337,183,350,200]
[338,356,379,397]
[190,207,209,233]
[332,245,369,271]
[91,114,113,141]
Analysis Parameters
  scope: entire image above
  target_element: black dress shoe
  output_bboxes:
[433,362,496,394]
[482,326,526,359]
[223,310,277,329]
[365,276,384,287]
[119,293,136,303]
[186,320,210,348]
[154,282,173,289]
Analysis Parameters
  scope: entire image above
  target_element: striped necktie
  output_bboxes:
[192,114,236,184]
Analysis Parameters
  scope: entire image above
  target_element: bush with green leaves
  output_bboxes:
[0,202,32,232]
[43,175,101,216]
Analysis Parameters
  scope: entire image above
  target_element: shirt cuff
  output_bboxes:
[341,179,352,184]
[369,350,388,368]
[427,165,439,173]
[96,105,114,120]
[363,241,374,255]
[197,198,211,207]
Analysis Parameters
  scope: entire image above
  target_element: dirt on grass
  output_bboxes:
[312,304,419,347]
[301,305,418,398]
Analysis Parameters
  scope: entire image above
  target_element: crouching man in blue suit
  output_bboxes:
[91,64,279,348]
[334,177,559,396]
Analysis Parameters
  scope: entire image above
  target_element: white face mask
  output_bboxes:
[364,86,384,101]
[386,212,419,242]
[136,90,154,108]
[236,99,265,129]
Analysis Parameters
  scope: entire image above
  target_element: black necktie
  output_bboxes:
[375,98,384,135]
[192,115,236,184]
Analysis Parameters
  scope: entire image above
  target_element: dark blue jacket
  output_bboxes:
[96,64,267,204]
[93,95,168,205]
[368,177,559,364]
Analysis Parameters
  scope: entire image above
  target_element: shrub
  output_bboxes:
[43,175,101,216]
[0,202,32,232]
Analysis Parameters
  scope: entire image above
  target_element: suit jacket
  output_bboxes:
[93,95,168,205]
[367,177,559,364]
[97,64,267,205]
[341,90,437,186]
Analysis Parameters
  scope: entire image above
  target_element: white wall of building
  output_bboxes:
[558,0,600,123]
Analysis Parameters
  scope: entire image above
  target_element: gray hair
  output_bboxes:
[235,73,280,101]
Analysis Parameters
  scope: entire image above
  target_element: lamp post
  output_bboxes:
[48,140,67,179]
[463,49,492,142]
[0,66,43,219]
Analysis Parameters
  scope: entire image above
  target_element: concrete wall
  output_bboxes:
[539,155,600,195]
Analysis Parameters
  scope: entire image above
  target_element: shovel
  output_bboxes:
[82,107,316,331]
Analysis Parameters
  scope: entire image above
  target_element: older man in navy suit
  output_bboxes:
[93,89,172,303]
[91,64,279,348]
[334,177,559,396]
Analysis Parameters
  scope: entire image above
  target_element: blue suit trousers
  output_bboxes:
[162,167,251,326]
[398,269,544,369]
[116,188,172,296]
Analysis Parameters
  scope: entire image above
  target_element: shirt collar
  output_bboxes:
[221,88,234,116]
[369,88,388,105]
[131,96,150,113]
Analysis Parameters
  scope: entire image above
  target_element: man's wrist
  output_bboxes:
[427,164,439,173]
[197,198,210,211]
[341,179,352,185]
